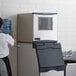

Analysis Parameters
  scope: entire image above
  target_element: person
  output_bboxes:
[0,59,8,76]
[0,17,16,76]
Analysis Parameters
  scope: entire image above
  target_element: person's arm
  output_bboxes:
[9,31,16,44]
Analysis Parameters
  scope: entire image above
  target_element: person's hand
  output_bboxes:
[9,31,13,35]
[9,31,16,44]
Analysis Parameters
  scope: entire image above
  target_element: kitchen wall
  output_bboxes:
[1,0,76,51]
[0,0,76,76]
[0,0,1,16]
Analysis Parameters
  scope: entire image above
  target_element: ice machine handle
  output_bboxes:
[34,38,40,40]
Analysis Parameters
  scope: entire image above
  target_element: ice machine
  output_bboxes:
[17,13,64,76]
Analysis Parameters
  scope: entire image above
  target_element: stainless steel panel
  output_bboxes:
[17,43,39,76]
[17,13,33,42]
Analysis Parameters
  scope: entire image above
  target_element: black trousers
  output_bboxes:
[2,56,12,76]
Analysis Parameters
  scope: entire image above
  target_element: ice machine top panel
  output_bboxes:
[32,12,57,15]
